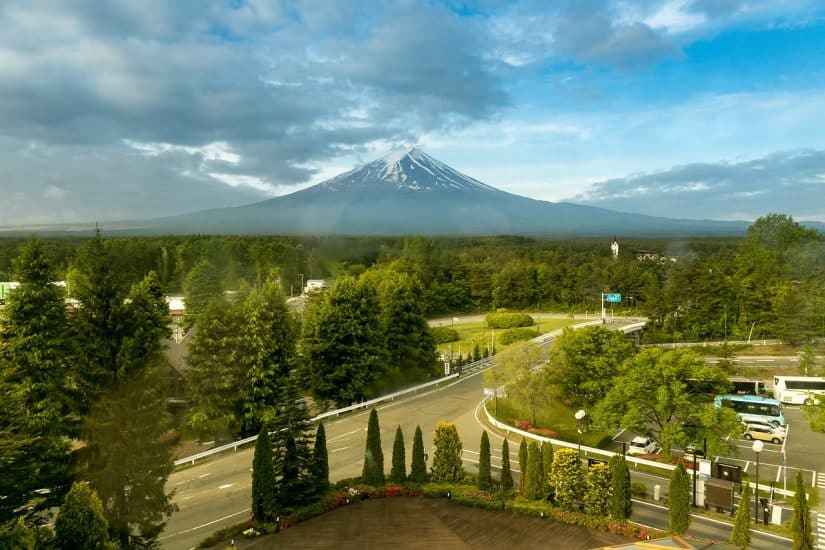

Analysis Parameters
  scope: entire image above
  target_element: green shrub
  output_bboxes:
[431,327,460,343]
[486,312,534,329]
[499,328,539,345]
[630,482,647,497]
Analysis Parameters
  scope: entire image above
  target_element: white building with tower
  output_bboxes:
[610,237,619,259]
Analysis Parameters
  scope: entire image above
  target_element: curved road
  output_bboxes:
[159,319,638,549]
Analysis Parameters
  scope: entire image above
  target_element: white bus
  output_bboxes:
[772,376,825,405]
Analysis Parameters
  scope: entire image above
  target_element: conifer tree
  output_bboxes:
[0,239,72,520]
[500,438,514,491]
[272,375,313,507]
[541,442,554,484]
[729,481,751,549]
[390,426,407,484]
[182,259,222,329]
[410,425,428,483]
[310,423,330,496]
[518,437,528,492]
[252,427,276,522]
[478,431,492,490]
[791,470,814,550]
[431,422,464,483]
[362,409,385,485]
[54,482,110,550]
[608,455,632,520]
[524,442,544,500]
[669,462,691,535]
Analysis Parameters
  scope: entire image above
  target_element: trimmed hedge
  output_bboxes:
[499,328,539,345]
[485,312,534,329]
[431,326,460,344]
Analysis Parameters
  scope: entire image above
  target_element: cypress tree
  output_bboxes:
[791,470,814,550]
[431,422,464,483]
[54,481,110,549]
[309,423,330,497]
[541,443,554,485]
[272,375,313,508]
[410,425,427,483]
[500,438,514,491]
[729,481,751,549]
[608,455,632,520]
[550,448,583,511]
[669,462,691,535]
[524,442,544,500]
[390,426,406,484]
[478,431,492,490]
[362,409,385,485]
[584,463,612,516]
[518,437,528,493]
[251,427,276,521]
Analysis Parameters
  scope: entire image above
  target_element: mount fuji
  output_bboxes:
[137,147,749,236]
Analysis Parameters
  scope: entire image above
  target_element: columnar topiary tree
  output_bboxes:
[431,421,464,483]
[54,481,110,549]
[730,481,751,549]
[541,442,554,484]
[252,427,276,521]
[608,455,632,520]
[390,426,406,484]
[669,462,691,535]
[410,425,427,483]
[550,448,582,511]
[478,431,492,490]
[518,438,528,492]
[500,438,513,490]
[309,423,330,496]
[362,409,385,485]
[584,463,612,516]
[791,470,814,550]
[524,442,545,500]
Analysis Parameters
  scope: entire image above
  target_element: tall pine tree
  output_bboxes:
[500,438,513,491]
[669,462,691,536]
[390,426,407,484]
[478,431,492,490]
[410,425,427,483]
[309,423,330,497]
[608,455,632,520]
[362,409,385,485]
[272,375,313,508]
[252,427,276,522]
[791,470,814,550]
[0,239,72,521]
[54,482,110,549]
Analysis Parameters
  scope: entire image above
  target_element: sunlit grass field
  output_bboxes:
[434,317,579,357]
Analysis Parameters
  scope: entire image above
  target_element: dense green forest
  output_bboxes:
[2,214,823,343]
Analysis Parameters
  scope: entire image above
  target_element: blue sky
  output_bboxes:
[2,0,825,224]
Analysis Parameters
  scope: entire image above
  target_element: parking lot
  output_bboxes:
[610,406,825,490]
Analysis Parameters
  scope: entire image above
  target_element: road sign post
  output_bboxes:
[601,293,621,323]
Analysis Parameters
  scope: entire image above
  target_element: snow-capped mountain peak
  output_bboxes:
[317,147,499,194]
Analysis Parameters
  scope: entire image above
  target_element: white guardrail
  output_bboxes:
[480,396,795,498]
[174,370,464,466]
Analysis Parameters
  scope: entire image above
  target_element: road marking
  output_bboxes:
[327,428,361,442]
[817,471,825,489]
[157,508,250,541]
[331,446,350,453]
[817,513,825,550]
[217,483,234,490]
[198,473,211,479]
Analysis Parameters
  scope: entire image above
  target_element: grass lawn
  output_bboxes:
[488,397,613,449]
[434,317,578,357]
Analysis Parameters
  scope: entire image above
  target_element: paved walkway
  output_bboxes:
[224,497,631,550]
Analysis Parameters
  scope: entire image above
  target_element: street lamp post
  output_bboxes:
[575,409,586,463]
[752,440,763,523]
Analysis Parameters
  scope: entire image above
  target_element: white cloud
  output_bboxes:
[206,172,280,195]
[43,184,67,200]
[644,0,706,34]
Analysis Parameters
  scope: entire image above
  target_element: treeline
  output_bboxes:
[2,214,823,343]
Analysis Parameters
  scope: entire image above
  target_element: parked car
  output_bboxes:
[742,419,786,436]
[626,436,658,455]
[743,424,784,444]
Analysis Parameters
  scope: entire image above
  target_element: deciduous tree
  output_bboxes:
[485,342,552,425]
[584,463,611,516]
[550,448,582,511]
